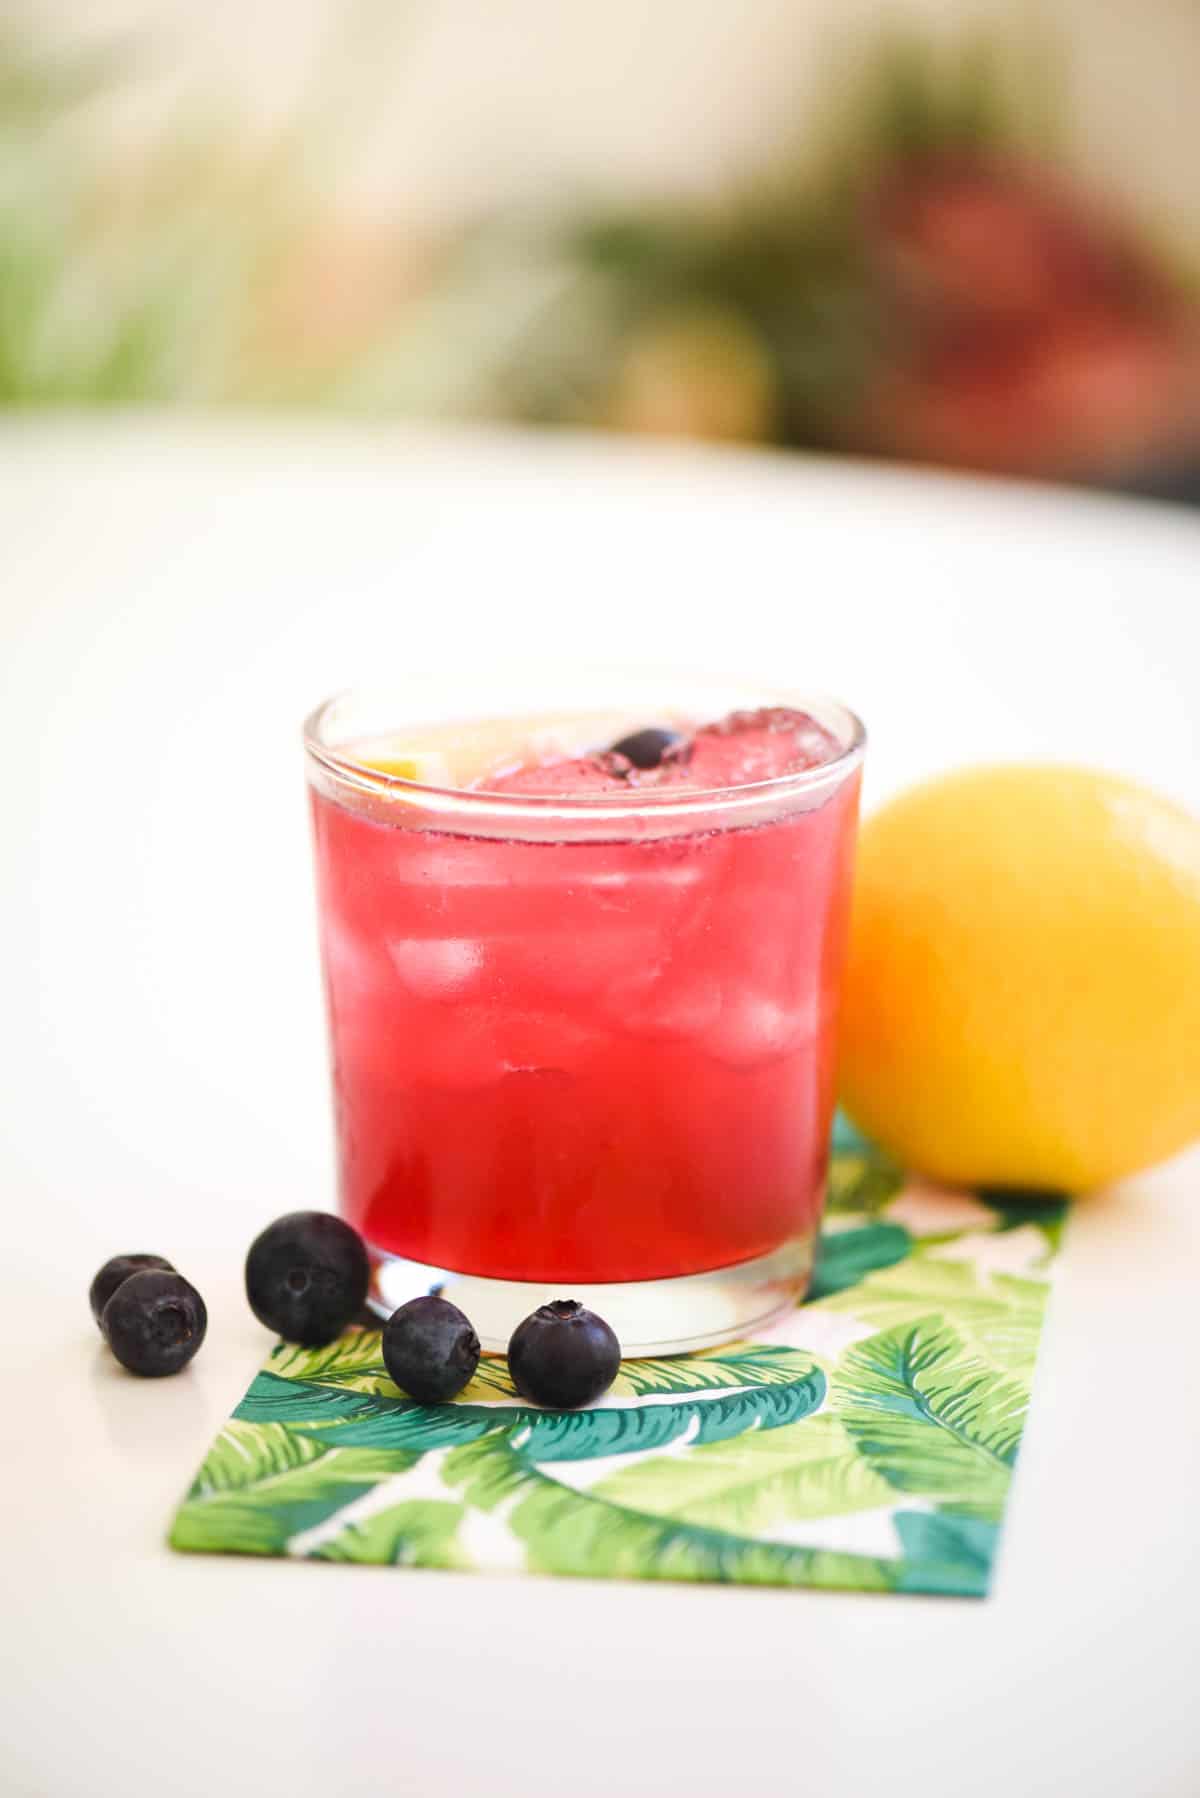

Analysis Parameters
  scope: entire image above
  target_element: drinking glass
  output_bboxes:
[304,673,864,1353]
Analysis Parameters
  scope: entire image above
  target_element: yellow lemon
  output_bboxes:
[838,765,1200,1191]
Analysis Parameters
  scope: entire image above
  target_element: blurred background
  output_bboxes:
[7,0,1200,499]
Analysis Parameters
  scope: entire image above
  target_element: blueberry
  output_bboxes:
[244,1211,369,1345]
[507,1300,621,1408]
[89,1253,176,1331]
[607,726,684,770]
[102,1270,207,1377]
[382,1295,481,1403]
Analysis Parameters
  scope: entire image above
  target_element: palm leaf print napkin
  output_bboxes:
[171,1137,1065,1596]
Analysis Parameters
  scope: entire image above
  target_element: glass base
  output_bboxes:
[366,1237,814,1357]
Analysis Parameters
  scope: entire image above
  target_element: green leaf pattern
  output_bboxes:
[170,1148,1065,1597]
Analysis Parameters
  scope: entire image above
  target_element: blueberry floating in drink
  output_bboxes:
[607,725,684,769]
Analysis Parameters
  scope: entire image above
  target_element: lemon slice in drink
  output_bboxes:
[357,744,454,786]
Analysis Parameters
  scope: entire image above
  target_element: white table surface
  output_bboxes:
[3,420,1199,1798]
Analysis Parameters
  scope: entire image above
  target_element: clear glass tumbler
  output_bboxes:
[304,674,864,1353]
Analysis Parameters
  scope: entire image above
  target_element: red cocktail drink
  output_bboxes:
[305,687,863,1351]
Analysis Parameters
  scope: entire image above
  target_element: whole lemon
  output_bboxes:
[838,765,1200,1191]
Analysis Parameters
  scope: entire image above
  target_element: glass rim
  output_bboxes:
[302,686,866,827]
